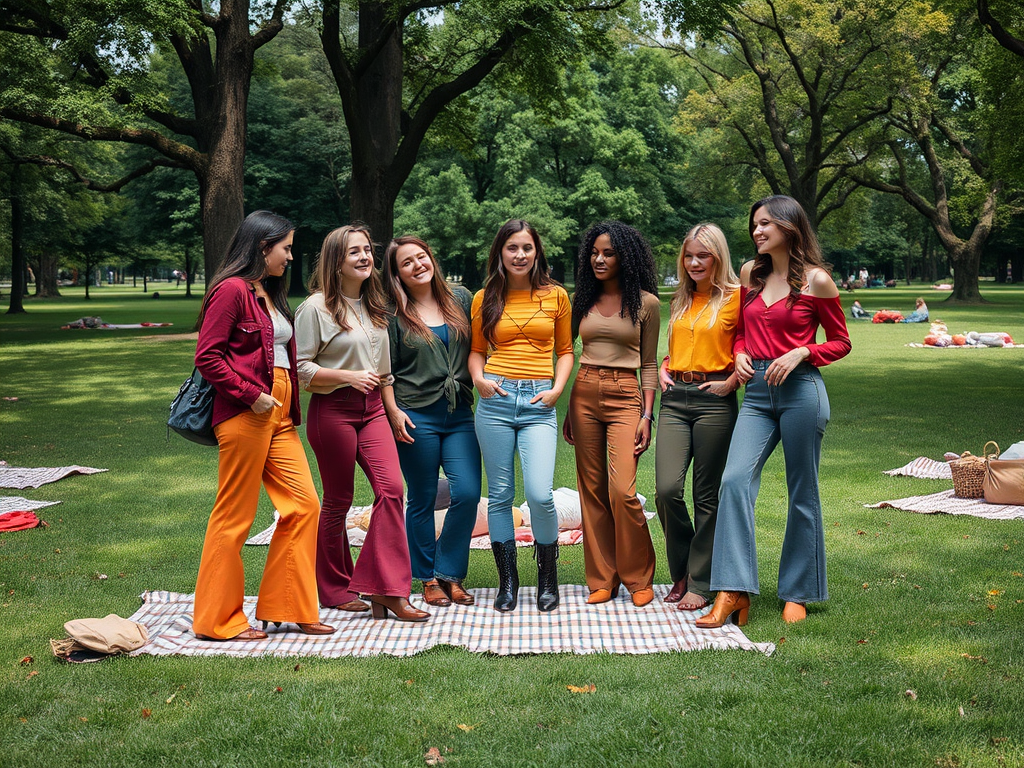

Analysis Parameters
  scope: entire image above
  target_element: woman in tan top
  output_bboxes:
[563,221,660,607]
[295,225,427,623]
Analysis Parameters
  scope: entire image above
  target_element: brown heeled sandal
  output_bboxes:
[664,577,687,603]
[329,599,370,613]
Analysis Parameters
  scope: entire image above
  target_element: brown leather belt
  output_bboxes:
[670,370,730,383]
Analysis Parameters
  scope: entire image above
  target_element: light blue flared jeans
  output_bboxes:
[474,374,559,546]
[710,361,831,603]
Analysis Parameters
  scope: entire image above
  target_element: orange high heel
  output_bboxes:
[587,585,620,604]
[781,602,807,623]
[694,591,750,628]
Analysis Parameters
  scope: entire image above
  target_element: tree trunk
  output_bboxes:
[948,243,985,302]
[34,253,60,297]
[7,164,27,314]
[347,4,403,247]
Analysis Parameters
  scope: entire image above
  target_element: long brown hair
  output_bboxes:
[308,224,388,330]
[480,219,556,345]
[746,195,829,308]
[383,236,469,342]
[197,210,294,329]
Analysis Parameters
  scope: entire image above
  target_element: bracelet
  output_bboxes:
[640,412,654,421]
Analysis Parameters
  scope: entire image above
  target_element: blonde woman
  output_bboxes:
[295,225,427,623]
[655,223,741,611]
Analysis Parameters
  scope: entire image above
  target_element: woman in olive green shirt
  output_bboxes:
[381,236,482,607]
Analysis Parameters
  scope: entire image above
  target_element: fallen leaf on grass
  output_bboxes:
[778,637,786,645]
[988,589,1003,596]
[456,724,478,732]
[424,747,445,765]
[566,684,596,693]
[961,654,988,664]
[406,679,415,685]
[20,656,33,665]
[958,705,966,718]
[905,690,917,700]
[294,664,301,672]
[26,670,39,679]
[987,604,997,611]
[1012,572,1023,577]
[275,687,283,693]
[856,530,866,535]
[862,583,869,589]
[3,397,19,401]
[857,639,869,644]
[141,709,151,719]
[991,736,1008,745]
[79,717,87,722]
[165,693,176,704]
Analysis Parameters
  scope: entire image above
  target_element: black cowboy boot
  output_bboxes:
[535,541,560,612]
[491,540,519,612]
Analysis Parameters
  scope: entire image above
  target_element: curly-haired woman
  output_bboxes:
[563,221,659,607]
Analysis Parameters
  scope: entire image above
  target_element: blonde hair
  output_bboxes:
[669,222,739,330]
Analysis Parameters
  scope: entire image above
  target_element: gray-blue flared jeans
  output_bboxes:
[710,360,831,603]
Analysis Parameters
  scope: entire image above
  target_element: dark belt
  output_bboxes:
[670,370,730,383]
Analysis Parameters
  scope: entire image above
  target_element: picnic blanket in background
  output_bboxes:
[128,587,774,658]
[0,497,61,515]
[0,511,41,531]
[867,489,1024,520]
[0,465,107,490]
[883,457,952,480]
[246,512,585,548]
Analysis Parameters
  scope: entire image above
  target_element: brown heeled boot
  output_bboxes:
[368,595,430,622]
[694,591,750,628]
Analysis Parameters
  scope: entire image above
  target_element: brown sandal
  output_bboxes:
[329,599,370,612]
[195,625,267,642]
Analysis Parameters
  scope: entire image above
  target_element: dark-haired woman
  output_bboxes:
[655,223,740,613]
[381,236,481,607]
[563,221,659,607]
[697,196,851,629]
[193,210,334,640]
[296,225,427,623]
[470,219,574,613]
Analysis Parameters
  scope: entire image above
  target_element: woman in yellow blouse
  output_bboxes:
[469,219,574,613]
[655,223,741,611]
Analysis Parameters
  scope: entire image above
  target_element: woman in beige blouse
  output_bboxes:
[295,225,427,622]
[563,221,660,607]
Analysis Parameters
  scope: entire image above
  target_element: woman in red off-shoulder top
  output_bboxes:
[697,195,850,629]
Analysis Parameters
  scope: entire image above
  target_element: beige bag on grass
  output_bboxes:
[982,442,1024,506]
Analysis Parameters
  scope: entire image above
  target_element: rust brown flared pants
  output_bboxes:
[568,365,655,595]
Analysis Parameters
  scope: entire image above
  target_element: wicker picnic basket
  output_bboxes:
[950,451,986,498]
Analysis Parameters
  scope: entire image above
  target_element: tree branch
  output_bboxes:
[978,0,1024,59]
[10,154,183,192]
[0,107,205,171]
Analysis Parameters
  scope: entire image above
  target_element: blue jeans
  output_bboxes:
[710,361,831,603]
[474,374,559,545]
[396,399,481,583]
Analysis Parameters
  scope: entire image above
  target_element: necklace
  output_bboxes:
[687,293,710,331]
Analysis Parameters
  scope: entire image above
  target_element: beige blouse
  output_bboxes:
[578,291,660,391]
[294,292,392,394]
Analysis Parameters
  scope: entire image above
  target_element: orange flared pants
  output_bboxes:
[192,368,320,639]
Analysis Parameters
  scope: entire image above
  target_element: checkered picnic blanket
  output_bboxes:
[0,496,61,515]
[867,489,1024,520]
[128,587,774,658]
[883,457,952,480]
[0,465,107,490]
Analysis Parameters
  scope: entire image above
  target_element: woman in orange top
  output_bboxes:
[655,223,741,611]
[469,219,574,613]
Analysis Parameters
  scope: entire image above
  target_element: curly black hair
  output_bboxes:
[572,221,658,334]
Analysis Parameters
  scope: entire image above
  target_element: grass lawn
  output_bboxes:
[1,281,1023,767]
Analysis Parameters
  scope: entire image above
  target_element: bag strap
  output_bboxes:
[984,441,1001,461]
